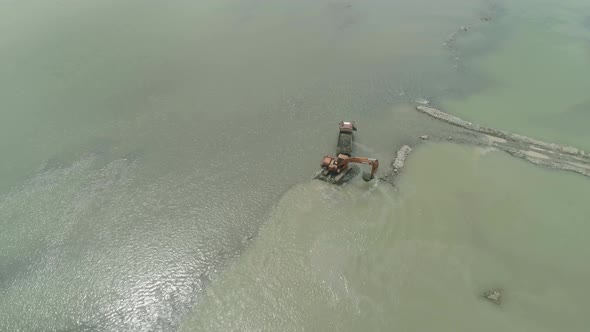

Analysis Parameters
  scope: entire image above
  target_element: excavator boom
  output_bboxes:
[347,157,379,181]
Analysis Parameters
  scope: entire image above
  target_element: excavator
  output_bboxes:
[314,121,379,184]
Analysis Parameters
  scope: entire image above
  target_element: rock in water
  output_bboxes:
[379,145,413,185]
[392,145,413,172]
[482,289,503,305]
[420,135,430,140]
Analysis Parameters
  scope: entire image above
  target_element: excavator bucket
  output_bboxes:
[362,172,374,182]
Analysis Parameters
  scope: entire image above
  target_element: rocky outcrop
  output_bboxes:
[392,145,412,171]
[415,105,590,177]
[380,145,412,185]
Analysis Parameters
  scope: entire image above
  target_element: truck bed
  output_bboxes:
[337,131,353,156]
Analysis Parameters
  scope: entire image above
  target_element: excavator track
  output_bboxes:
[314,165,359,185]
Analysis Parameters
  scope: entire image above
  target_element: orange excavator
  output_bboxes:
[320,154,379,182]
[314,121,379,184]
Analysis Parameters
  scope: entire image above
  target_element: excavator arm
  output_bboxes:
[345,157,379,181]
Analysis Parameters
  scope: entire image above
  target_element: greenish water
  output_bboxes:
[444,0,590,150]
[1,0,589,331]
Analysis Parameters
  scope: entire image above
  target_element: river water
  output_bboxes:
[1,0,589,331]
